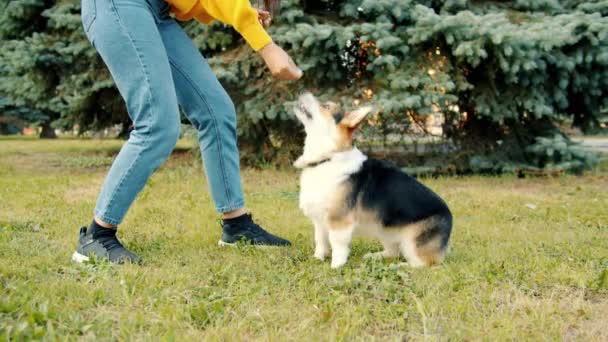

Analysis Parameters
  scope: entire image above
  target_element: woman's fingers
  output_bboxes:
[258,42,303,81]
[286,65,303,80]
[257,9,270,19]
[257,9,272,27]
[259,17,271,27]
[276,64,303,81]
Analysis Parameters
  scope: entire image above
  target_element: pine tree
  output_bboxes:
[0,0,129,138]
[1,0,606,172]
[209,0,607,171]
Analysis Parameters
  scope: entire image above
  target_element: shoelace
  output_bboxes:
[245,222,268,236]
[220,214,269,236]
[95,231,124,251]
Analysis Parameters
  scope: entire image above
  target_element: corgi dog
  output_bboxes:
[293,93,452,269]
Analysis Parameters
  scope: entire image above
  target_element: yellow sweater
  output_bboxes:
[166,0,272,51]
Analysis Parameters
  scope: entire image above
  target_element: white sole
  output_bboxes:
[218,240,236,247]
[217,240,278,248]
[71,251,90,263]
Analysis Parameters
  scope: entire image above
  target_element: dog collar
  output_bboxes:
[301,157,332,169]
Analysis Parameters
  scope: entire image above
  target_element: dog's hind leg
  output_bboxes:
[399,238,428,268]
[313,220,330,261]
[413,236,447,267]
[364,241,400,260]
[400,217,450,267]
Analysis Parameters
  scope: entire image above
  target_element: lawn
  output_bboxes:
[1,137,607,340]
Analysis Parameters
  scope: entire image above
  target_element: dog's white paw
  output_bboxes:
[330,262,345,269]
[313,250,327,261]
[330,258,347,269]
[330,245,349,268]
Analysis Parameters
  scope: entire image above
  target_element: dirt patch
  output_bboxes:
[562,298,608,341]
[64,180,104,204]
[2,147,196,175]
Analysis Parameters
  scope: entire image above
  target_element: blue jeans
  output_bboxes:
[81,0,245,225]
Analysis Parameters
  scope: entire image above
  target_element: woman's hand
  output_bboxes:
[256,9,272,28]
[258,42,303,81]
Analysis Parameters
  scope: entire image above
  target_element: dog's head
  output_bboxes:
[293,92,373,168]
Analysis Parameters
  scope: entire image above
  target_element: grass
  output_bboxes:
[1,137,607,340]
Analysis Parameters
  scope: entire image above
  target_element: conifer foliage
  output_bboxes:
[1,0,606,171]
[0,0,129,137]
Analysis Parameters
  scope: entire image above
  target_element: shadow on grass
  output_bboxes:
[0,138,198,174]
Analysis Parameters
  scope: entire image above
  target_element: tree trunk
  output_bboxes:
[39,122,57,139]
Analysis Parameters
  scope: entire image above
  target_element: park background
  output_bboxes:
[1,0,608,340]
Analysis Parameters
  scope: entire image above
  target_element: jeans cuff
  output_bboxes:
[93,210,122,226]
[215,200,245,214]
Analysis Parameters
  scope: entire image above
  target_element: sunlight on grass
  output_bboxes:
[1,139,607,340]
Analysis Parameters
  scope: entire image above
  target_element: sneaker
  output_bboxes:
[219,214,291,247]
[71,227,141,264]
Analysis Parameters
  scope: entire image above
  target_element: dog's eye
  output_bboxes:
[322,104,332,110]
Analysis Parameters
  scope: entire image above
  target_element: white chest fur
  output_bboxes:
[298,148,367,220]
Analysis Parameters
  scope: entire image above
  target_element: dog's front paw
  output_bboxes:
[330,261,346,269]
[330,247,349,268]
[314,249,327,261]
[330,258,347,269]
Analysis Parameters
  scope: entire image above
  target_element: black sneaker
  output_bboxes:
[219,214,291,247]
[72,227,141,264]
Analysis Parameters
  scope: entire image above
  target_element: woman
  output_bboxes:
[72,0,302,264]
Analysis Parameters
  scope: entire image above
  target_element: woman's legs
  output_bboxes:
[78,0,290,249]
[84,0,181,226]
[154,10,246,215]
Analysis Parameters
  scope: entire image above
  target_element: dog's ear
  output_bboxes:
[340,106,373,129]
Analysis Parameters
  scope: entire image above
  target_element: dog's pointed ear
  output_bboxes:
[340,106,374,129]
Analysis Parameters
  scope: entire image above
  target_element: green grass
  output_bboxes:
[1,138,607,340]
